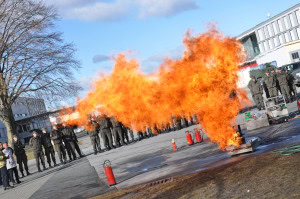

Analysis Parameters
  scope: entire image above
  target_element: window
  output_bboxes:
[258,29,264,40]
[259,43,264,53]
[289,14,296,27]
[263,41,269,51]
[297,28,300,39]
[279,34,284,44]
[291,30,296,41]
[267,24,273,37]
[264,26,270,38]
[274,37,279,46]
[292,52,299,60]
[272,22,278,35]
[268,40,273,49]
[278,19,283,32]
[284,16,291,29]
[296,10,300,24]
[284,32,290,42]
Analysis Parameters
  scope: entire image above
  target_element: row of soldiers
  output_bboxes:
[86,115,198,155]
[248,68,297,110]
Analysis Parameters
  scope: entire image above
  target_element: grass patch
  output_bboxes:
[92,148,300,199]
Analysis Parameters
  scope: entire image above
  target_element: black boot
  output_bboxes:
[21,171,25,178]
[26,170,31,176]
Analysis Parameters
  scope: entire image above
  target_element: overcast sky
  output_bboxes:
[43,0,298,97]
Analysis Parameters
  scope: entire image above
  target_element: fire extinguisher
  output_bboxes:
[172,139,177,151]
[297,98,300,113]
[185,131,194,145]
[103,160,116,186]
[194,128,202,143]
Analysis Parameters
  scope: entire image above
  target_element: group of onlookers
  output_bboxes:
[0,140,24,190]
[248,68,297,110]
[0,124,84,191]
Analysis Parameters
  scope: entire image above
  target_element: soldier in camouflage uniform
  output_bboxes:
[264,71,278,99]
[100,117,114,150]
[88,120,102,155]
[110,117,124,147]
[286,70,297,100]
[277,69,291,103]
[248,76,264,110]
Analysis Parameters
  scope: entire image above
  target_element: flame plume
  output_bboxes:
[63,28,247,149]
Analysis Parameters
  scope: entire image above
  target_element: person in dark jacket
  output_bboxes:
[61,124,77,161]
[12,136,30,177]
[41,128,57,167]
[29,131,46,172]
[70,127,84,158]
[50,125,67,164]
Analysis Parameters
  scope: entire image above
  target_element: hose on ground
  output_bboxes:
[271,144,300,156]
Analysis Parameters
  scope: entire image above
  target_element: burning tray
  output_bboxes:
[226,138,260,156]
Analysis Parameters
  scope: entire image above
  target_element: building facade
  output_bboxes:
[238,3,300,68]
[0,97,51,143]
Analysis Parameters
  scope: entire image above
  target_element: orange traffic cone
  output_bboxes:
[172,139,177,151]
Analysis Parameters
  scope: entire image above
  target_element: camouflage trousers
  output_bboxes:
[268,87,278,98]
[279,84,291,102]
[252,93,264,109]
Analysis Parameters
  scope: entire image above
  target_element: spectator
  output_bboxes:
[2,143,21,185]
[29,131,47,172]
[41,128,57,168]
[13,136,30,177]
[0,142,13,190]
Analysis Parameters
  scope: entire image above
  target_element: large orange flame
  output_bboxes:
[63,27,248,149]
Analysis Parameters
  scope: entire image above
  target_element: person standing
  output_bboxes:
[110,117,125,147]
[41,128,57,168]
[50,125,67,164]
[122,124,130,144]
[99,117,114,150]
[264,71,278,99]
[12,136,30,177]
[248,76,264,110]
[61,124,77,161]
[88,120,102,155]
[2,143,21,185]
[127,127,135,142]
[286,71,297,100]
[29,131,46,172]
[0,142,12,190]
[66,126,84,158]
[277,69,291,103]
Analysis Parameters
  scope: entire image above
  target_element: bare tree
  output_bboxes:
[0,0,81,145]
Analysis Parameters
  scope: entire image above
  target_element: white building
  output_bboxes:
[238,3,300,67]
[237,3,300,89]
[0,97,51,143]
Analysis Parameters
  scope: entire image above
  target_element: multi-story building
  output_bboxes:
[237,3,300,89]
[0,97,52,143]
[238,3,300,67]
